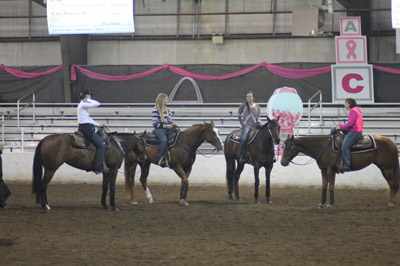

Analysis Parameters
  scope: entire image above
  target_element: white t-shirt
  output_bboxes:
[77,99,100,126]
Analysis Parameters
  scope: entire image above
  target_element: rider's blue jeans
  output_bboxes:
[239,126,250,157]
[342,131,361,169]
[154,128,168,160]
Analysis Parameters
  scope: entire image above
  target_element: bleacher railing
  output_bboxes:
[17,92,36,129]
[307,90,322,133]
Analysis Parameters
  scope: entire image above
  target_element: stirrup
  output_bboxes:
[158,157,168,167]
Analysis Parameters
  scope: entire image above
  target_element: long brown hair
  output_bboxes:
[155,93,168,122]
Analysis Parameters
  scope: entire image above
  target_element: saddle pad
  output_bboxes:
[332,135,376,153]
[228,128,259,144]
[146,128,180,148]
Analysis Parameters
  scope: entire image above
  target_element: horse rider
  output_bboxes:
[333,98,363,172]
[238,91,261,163]
[152,93,177,167]
[77,89,106,174]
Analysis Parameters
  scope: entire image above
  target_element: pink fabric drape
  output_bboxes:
[70,64,169,81]
[0,64,62,78]
[373,65,400,75]
[265,64,331,79]
[70,62,333,81]
[2,63,400,81]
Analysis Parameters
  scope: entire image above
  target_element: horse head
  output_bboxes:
[203,121,223,151]
[133,131,147,161]
[280,135,299,166]
[266,116,281,145]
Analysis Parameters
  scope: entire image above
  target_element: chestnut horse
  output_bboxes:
[224,118,281,203]
[124,121,223,206]
[281,135,400,209]
[32,128,146,212]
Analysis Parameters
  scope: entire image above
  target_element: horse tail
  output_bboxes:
[395,156,400,192]
[32,140,44,203]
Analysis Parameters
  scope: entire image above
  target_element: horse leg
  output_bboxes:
[101,174,109,210]
[265,165,273,204]
[124,158,138,204]
[318,170,329,209]
[173,166,189,206]
[140,161,154,204]
[378,167,399,209]
[226,158,235,200]
[253,166,260,203]
[41,169,56,212]
[109,168,119,212]
[326,169,336,208]
[234,162,245,201]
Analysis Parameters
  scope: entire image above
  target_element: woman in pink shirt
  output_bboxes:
[334,98,363,171]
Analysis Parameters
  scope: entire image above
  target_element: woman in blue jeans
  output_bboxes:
[334,98,363,171]
[238,91,261,162]
[152,93,177,167]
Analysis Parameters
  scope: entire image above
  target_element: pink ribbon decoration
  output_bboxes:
[0,64,62,78]
[346,40,357,60]
[373,65,400,75]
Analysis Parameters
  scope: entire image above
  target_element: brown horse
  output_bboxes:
[32,128,146,212]
[281,135,400,209]
[124,121,223,206]
[224,117,281,203]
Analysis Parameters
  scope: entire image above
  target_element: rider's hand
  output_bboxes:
[99,124,105,127]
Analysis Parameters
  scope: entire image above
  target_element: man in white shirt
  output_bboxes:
[77,90,105,174]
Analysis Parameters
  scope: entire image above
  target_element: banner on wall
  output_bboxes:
[47,0,135,34]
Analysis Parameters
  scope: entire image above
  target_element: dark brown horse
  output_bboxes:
[281,135,400,208]
[224,117,281,203]
[124,121,223,206]
[32,128,146,212]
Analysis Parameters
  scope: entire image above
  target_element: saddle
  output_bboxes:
[228,127,259,144]
[145,127,180,148]
[70,131,110,150]
[332,133,376,153]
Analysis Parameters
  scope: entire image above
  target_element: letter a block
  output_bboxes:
[340,17,362,36]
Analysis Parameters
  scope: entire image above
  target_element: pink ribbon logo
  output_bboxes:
[346,40,357,60]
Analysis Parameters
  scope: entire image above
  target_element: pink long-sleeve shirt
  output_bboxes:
[338,107,363,133]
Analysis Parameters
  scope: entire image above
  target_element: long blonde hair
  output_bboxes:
[155,93,168,122]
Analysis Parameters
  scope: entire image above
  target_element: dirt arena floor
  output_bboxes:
[1,182,400,265]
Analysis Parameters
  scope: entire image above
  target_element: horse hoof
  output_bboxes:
[148,198,154,205]
[266,198,272,204]
[235,197,241,201]
[112,206,120,212]
[326,204,332,209]
[255,199,260,204]
[130,201,138,205]
[317,204,323,209]
[179,199,189,206]
[386,205,395,210]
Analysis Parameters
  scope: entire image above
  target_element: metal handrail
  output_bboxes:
[307,90,322,133]
[1,113,4,144]
[17,92,35,128]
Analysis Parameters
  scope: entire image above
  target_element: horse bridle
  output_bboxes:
[286,137,332,166]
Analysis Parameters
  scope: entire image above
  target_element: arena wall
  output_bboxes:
[2,152,391,189]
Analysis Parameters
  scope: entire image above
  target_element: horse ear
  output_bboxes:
[276,116,280,122]
[210,120,215,126]
[143,130,147,136]
[267,116,271,122]
[133,130,137,135]
[290,135,294,140]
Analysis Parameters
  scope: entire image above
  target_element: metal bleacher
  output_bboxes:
[1,102,400,153]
